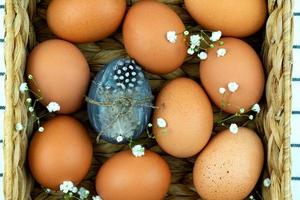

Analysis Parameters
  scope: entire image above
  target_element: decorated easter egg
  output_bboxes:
[96,149,171,200]
[152,78,213,158]
[47,0,126,43]
[199,37,265,114]
[123,0,187,74]
[193,127,264,200]
[28,116,93,190]
[87,58,153,144]
[185,0,267,37]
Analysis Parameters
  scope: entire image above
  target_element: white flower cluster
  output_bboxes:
[166,30,225,61]
[166,31,177,43]
[157,118,167,128]
[38,127,44,133]
[217,48,227,57]
[198,52,208,60]
[116,135,124,143]
[218,81,239,95]
[250,195,255,200]
[60,181,78,194]
[15,122,24,131]
[252,103,260,113]
[78,187,90,199]
[132,145,145,157]
[47,102,60,112]
[92,196,102,200]
[228,82,239,93]
[210,31,222,42]
[263,178,271,187]
[187,34,201,56]
[19,82,29,94]
[229,123,239,134]
[59,181,101,200]
[219,87,226,95]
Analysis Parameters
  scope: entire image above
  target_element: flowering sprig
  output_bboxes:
[166,29,225,60]
[44,181,102,200]
[17,74,60,133]
[214,81,261,134]
[215,103,261,134]
[131,144,145,157]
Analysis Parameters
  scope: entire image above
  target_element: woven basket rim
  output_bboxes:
[2,0,294,199]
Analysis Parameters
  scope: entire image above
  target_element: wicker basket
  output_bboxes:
[3,0,294,199]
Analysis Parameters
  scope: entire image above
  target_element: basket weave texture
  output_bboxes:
[3,0,294,199]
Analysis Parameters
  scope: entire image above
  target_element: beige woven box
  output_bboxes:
[3,0,294,199]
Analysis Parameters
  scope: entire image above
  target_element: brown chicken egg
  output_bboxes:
[47,0,126,43]
[199,37,265,114]
[193,127,264,200]
[26,39,90,114]
[28,116,93,190]
[123,0,187,74]
[152,78,213,158]
[95,150,171,200]
[185,0,267,37]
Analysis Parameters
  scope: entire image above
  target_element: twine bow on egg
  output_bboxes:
[85,95,154,143]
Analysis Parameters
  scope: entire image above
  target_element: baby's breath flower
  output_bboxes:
[239,108,245,114]
[263,178,271,187]
[166,31,177,43]
[183,30,189,36]
[28,107,34,113]
[219,87,226,94]
[132,145,145,157]
[228,82,239,93]
[252,104,260,113]
[198,52,208,60]
[28,74,33,80]
[38,127,44,133]
[187,48,195,55]
[210,31,222,42]
[45,188,51,193]
[15,123,24,131]
[47,102,60,112]
[92,196,102,200]
[148,123,153,127]
[19,83,29,93]
[229,123,239,134]
[26,98,32,103]
[190,34,201,47]
[157,118,167,128]
[250,196,255,200]
[60,181,75,194]
[116,135,124,143]
[71,186,78,193]
[249,115,254,120]
[77,187,90,199]
[217,48,227,57]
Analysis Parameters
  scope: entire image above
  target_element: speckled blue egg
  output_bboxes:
[87,58,153,144]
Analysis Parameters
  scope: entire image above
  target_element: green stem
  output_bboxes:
[146,128,155,139]
[29,89,42,99]
[242,120,249,127]
[216,114,249,124]
[71,196,82,200]
[128,138,134,149]
[33,112,51,124]
[200,32,212,47]
[32,97,43,108]
[200,30,213,44]
[195,46,209,52]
